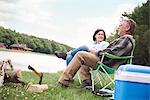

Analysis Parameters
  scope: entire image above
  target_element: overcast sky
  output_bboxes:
[0,0,147,47]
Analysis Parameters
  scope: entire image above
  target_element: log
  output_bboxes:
[27,84,48,92]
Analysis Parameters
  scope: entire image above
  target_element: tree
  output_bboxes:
[122,1,150,65]
[0,26,73,54]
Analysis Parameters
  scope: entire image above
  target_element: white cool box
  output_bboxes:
[114,64,150,100]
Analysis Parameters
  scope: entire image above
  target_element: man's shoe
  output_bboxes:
[80,80,92,89]
[57,82,68,88]
[54,51,67,60]
[92,89,113,97]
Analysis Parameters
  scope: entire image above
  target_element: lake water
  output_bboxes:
[0,51,66,73]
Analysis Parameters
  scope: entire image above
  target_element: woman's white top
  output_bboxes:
[88,41,109,52]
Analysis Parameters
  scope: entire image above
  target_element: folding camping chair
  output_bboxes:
[90,37,135,91]
[90,52,134,91]
[77,51,134,89]
[78,37,135,92]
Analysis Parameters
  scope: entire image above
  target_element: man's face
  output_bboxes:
[117,20,130,36]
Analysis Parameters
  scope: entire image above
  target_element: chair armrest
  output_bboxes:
[103,52,134,60]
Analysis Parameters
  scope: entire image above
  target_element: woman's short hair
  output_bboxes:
[93,29,106,41]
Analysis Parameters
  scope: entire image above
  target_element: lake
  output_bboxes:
[0,51,66,73]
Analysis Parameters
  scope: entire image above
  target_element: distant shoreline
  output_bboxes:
[0,50,66,73]
[0,48,55,56]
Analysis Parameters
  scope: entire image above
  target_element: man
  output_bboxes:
[58,18,136,88]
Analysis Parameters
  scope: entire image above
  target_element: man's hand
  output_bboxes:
[90,48,97,55]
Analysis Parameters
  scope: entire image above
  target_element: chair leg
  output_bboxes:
[77,72,82,84]
[101,81,114,90]
[91,67,115,91]
[101,65,114,83]
[91,71,95,91]
[98,71,107,87]
[94,71,114,90]
[100,66,114,89]
[91,70,104,91]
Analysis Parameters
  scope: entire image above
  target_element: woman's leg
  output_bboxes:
[66,46,89,65]
[66,55,73,65]
[71,46,89,56]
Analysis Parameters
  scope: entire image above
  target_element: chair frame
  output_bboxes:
[78,37,135,92]
[90,37,135,91]
[90,52,134,91]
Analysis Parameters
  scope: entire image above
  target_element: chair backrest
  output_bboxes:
[128,36,135,64]
[96,36,136,74]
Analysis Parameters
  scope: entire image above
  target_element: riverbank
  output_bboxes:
[0,71,102,100]
[0,48,54,56]
[0,49,66,73]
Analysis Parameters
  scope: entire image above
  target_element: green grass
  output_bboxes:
[0,48,10,51]
[0,71,104,100]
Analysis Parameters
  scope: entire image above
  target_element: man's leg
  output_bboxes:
[58,51,100,86]
[78,65,92,88]
[79,65,91,81]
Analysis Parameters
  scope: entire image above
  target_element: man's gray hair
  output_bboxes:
[126,19,136,34]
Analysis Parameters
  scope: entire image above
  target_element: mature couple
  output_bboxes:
[55,18,136,88]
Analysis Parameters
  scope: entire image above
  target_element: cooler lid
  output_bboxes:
[118,64,150,74]
[115,64,150,84]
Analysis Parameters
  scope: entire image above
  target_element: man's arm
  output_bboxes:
[97,36,133,57]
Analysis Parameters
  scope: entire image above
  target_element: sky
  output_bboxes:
[0,0,147,48]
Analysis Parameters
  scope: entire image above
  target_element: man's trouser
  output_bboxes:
[58,51,100,86]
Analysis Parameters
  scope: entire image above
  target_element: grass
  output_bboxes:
[0,48,10,52]
[0,71,105,100]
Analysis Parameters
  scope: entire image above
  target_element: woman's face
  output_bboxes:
[95,31,105,42]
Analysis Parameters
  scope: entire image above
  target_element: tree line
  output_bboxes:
[0,26,73,54]
[107,1,150,66]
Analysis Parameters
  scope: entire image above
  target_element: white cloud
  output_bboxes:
[0,0,146,48]
[0,1,16,20]
[0,0,57,34]
[60,3,140,47]
[47,16,118,47]
[113,4,136,17]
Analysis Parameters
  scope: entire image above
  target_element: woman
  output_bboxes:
[55,29,109,65]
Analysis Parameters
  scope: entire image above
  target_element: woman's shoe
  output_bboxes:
[54,51,67,60]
